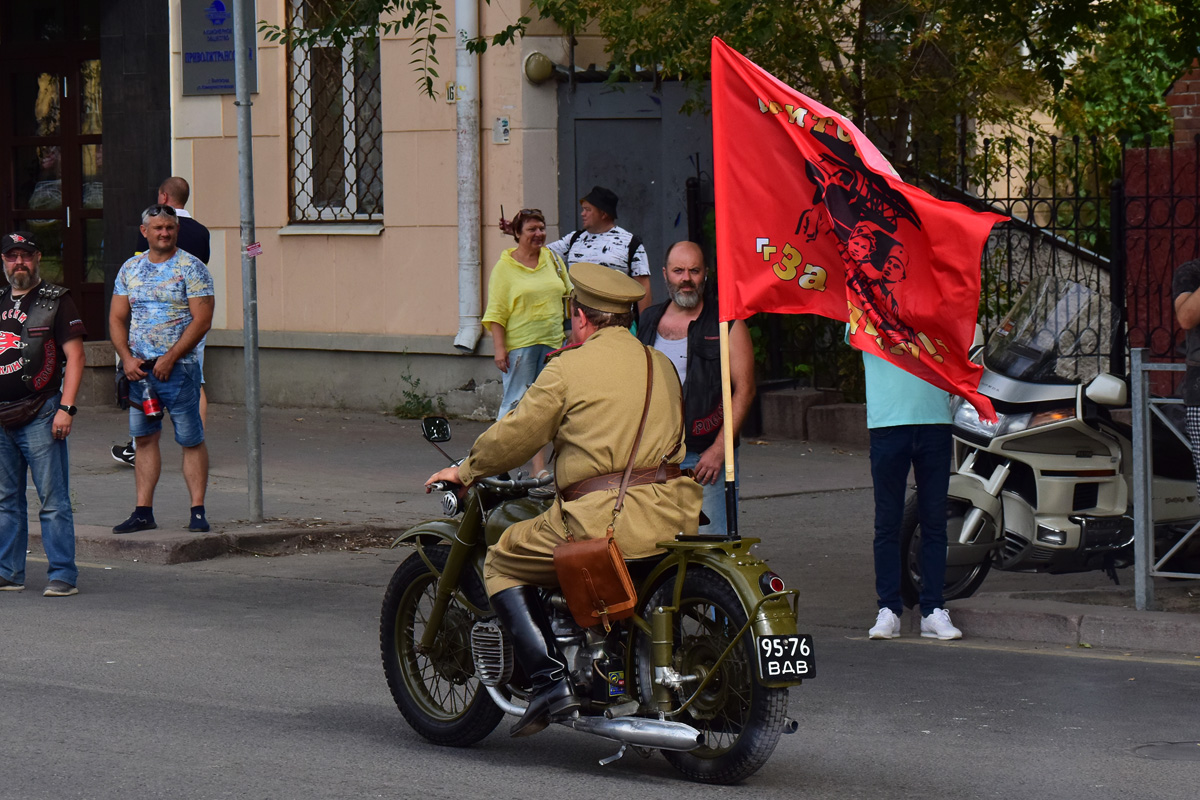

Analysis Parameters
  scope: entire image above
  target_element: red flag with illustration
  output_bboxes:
[711,38,1004,420]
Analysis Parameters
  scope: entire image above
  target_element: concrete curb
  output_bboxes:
[33,522,406,566]
[945,595,1200,656]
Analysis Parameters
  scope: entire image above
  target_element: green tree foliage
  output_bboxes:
[258,0,528,96]
[1052,0,1199,147]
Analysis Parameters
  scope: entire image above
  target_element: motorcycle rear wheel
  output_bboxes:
[900,496,993,608]
[380,546,503,746]
[634,567,789,785]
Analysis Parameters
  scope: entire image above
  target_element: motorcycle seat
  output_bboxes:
[626,554,668,586]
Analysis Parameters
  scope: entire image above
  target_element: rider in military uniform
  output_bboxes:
[426,262,702,737]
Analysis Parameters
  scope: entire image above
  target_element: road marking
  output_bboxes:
[27,556,117,570]
[844,633,1200,667]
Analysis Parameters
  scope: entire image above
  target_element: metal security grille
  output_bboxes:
[286,0,383,222]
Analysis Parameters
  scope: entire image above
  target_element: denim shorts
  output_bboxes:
[129,361,204,447]
[497,344,555,419]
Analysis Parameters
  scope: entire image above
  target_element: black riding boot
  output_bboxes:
[490,585,581,737]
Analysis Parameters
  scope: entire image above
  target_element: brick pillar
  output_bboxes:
[1168,60,1200,142]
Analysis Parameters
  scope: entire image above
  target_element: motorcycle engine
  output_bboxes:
[470,620,513,687]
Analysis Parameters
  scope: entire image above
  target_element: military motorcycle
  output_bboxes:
[380,417,813,784]
[900,275,1200,606]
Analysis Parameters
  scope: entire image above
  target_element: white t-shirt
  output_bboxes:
[653,333,689,386]
[547,225,650,277]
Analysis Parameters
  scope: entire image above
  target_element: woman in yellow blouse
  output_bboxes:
[483,208,571,478]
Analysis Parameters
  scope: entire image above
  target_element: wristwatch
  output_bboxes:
[58,404,77,416]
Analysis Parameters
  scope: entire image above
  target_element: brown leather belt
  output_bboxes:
[560,463,687,502]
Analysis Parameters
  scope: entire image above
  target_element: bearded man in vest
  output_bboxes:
[637,241,756,536]
[0,231,87,597]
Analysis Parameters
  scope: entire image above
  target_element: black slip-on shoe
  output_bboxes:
[113,514,157,534]
[44,580,78,597]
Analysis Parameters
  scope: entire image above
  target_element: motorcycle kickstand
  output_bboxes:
[598,744,627,766]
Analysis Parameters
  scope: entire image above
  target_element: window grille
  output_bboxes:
[287,0,383,222]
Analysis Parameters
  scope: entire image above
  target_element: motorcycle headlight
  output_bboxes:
[953,401,1005,439]
[954,401,1075,441]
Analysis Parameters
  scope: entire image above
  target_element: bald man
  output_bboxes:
[637,241,755,536]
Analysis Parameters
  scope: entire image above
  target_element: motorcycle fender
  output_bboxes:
[389,519,461,550]
[642,541,802,688]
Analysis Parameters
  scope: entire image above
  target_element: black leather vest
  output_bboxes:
[638,288,727,452]
[4,283,68,395]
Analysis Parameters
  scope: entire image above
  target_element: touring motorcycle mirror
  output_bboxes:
[1085,373,1128,406]
[421,416,457,463]
[969,323,985,358]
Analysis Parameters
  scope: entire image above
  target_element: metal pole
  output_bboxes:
[1108,178,1127,377]
[233,0,263,521]
[718,320,739,539]
[1130,348,1153,610]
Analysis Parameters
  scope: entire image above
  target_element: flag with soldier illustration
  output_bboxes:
[711,38,1004,420]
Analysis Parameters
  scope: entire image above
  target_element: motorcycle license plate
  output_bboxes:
[757,634,815,681]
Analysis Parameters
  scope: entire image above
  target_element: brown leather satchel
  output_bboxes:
[553,346,656,631]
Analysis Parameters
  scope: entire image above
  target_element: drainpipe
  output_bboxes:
[452,0,483,351]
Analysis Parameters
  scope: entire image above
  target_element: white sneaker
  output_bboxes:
[920,608,962,640]
[868,608,901,639]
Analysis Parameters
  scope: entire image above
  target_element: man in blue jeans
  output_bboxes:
[863,350,962,640]
[0,231,87,596]
[109,204,214,534]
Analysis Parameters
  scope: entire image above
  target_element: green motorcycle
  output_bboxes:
[380,417,814,784]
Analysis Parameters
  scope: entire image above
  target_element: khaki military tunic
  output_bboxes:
[458,325,703,595]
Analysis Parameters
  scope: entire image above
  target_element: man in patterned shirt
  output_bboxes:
[546,186,653,312]
[109,204,214,534]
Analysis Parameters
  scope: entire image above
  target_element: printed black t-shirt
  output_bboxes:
[1172,259,1200,406]
[0,286,87,403]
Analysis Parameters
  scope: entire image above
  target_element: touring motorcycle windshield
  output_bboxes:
[984,275,1110,385]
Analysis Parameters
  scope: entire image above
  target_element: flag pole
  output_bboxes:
[718,320,739,539]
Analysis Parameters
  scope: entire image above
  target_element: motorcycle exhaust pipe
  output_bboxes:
[566,715,704,752]
[484,687,703,751]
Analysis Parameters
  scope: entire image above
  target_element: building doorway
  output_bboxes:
[0,1,105,337]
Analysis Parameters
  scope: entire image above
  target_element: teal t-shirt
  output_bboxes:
[862,351,952,428]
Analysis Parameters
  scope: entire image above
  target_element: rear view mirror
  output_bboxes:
[1085,374,1127,407]
[421,416,451,443]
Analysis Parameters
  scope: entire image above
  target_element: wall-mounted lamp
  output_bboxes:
[523,51,556,85]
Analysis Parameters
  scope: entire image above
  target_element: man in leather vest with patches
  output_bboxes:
[637,241,756,536]
[0,231,87,597]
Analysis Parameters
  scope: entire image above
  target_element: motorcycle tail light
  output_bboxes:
[760,572,786,595]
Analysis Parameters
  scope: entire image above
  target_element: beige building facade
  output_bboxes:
[171,1,593,415]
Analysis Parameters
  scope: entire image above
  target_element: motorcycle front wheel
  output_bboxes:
[634,567,789,785]
[380,546,503,746]
[900,496,993,608]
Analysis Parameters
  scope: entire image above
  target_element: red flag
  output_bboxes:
[711,38,1004,420]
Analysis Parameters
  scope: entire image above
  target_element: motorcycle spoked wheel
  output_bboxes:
[633,567,789,785]
[899,496,993,608]
[380,546,504,746]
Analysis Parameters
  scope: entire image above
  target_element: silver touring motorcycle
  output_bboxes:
[900,274,1200,606]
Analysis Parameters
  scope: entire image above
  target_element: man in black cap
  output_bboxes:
[0,231,87,597]
[546,185,653,312]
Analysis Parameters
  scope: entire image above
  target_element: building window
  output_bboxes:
[287,0,383,222]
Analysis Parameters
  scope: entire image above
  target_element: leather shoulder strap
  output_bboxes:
[613,345,654,517]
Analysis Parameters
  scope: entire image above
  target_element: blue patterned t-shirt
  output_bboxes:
[114,250,214,363]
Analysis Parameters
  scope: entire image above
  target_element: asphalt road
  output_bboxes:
[3,542,1198,800]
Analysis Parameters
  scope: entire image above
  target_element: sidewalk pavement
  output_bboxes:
[24,403,1200,658]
